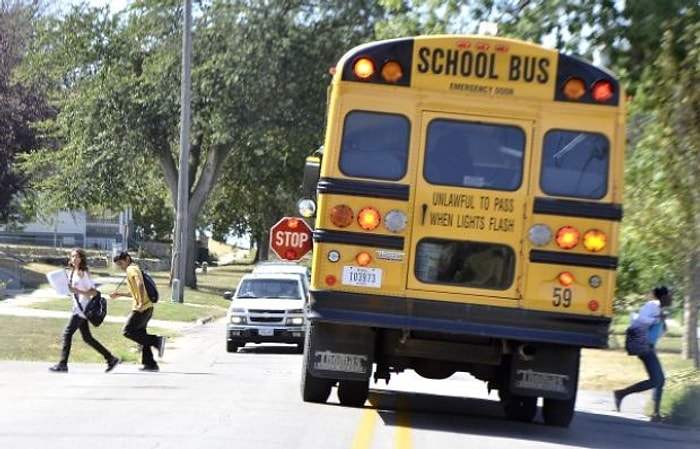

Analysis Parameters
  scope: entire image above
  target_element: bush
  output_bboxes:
[663,369,700,428]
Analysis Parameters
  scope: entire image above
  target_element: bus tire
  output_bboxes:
[301,348,333,403]
[337,379,369,407]
[542,397,576,427]
[501,391,537,423]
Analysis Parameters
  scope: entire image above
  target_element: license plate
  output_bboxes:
[342,266,382,288]
[259,328,274,336]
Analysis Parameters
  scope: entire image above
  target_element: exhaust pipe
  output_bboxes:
[517,344,536,361]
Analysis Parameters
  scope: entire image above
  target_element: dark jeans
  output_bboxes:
[59,314,113,364]
[622,348,665,409]
[123,308,159,366]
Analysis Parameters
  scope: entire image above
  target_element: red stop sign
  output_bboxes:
[269,217,313,261]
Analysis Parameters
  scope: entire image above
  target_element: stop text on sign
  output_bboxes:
[274,230,309,248]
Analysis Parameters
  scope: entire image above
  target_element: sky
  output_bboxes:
[92,0,128,10]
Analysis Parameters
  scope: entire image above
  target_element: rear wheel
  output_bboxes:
[501,391,537,423]
[542,396,576,427]
[301,369,334,403]
[300,337,333,403]
[337,379,369,407]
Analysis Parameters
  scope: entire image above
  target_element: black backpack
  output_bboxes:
[141,268,160,303]
[82,292,108,326]
[70,270,107,326]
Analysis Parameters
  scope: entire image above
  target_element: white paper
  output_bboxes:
[46,269,70,296]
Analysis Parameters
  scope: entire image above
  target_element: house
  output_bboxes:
[0,209,131,250]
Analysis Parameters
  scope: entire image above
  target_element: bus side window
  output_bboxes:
[339,111,410,181]
[340,149,404,180]
[541,130,609,199]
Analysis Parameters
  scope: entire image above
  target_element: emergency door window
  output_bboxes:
[339,111,410,181]
[424,119,525,190]
[415,239,515,290]
[540,130,609,199]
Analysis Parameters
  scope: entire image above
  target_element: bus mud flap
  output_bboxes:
[509,344,580,400]
[307,322,375,381]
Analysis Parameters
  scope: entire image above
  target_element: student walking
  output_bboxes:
[49,248,120,373]
[613,286,673,422]
[110,251,165,372]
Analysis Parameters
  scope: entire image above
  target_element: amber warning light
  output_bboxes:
[352,56,405,84]
[556,226,579,250]
[353,57,375,79]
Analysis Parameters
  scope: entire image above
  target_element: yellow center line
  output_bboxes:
[394,410,412,449]
[352,393,413,449]
[352,406,378,449]
[395,396,412,449]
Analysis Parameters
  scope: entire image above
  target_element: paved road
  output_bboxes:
[1,319,698,449]
[2,287,698,449]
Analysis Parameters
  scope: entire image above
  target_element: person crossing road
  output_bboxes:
[110,251,166,372]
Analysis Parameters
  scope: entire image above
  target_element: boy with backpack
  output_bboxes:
[111,251,166,372]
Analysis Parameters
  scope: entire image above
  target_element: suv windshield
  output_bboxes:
[236,279,302,299]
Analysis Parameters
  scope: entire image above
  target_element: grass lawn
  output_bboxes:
[581,328,700,427]
[0,315,172,364]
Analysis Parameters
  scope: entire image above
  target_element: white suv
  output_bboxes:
[224,273,306,353]
[252,261,310,296]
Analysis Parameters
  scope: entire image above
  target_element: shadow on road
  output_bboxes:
[235,344,303,355]
[363,389,699,449]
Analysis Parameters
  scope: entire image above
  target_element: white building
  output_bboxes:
[0,209,131,250]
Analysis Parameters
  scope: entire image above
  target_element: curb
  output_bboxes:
[196,315,216,325]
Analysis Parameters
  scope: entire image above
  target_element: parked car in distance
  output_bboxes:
[252,261,310,296]
[223,273,306,353]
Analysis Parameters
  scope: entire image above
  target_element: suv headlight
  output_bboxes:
[229,308,246,324]
[286,317,305,326]
[286,309,305,325]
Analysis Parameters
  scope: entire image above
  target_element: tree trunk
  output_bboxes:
[159,141,229,293]
[185,227,198,289]
[260,229,271,261]
[682,249,699,368]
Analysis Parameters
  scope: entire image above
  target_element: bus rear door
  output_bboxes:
[407,112,532,302]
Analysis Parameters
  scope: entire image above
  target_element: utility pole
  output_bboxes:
[173,0,192,303]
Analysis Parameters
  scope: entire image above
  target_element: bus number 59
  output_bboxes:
[552,287,572,307]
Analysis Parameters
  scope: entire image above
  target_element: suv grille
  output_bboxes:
[248,309,285,324]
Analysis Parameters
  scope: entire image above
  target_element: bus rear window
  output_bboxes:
[424,119,524,191]
[540,130,609,199]
[339,111,410,180]
[415,239,515,290]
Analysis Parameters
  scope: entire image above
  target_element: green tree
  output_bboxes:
[199,0,385,259]
[623,11,700,365]
[16,0,384,286]
[17,1,225,288]
[0,0,53,223]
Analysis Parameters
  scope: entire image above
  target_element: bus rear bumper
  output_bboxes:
[308,290,610,348]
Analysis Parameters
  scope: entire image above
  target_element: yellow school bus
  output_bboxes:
[297,34,625,427]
